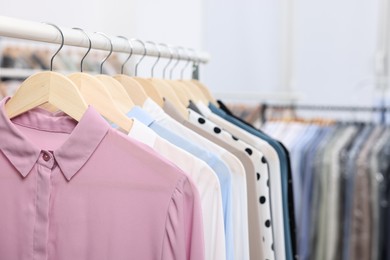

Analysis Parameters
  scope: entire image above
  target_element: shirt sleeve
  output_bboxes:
[162,175,205,260]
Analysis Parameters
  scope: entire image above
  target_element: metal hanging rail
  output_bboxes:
[262,103,390,112]
[0,15,210,63]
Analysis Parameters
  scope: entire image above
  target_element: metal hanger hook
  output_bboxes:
[116,36,133,74]
[131,39,147,76]
[160,43,173,79]
[72,28,91,72]
[44,23,64,71]
[192,48,201,66]
[170,46,182,79]
[93,32,113,74]
[145,41,161,78]
[180,47,191,80]
[191,49,201,79]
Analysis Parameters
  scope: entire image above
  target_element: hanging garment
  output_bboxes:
[163,100,252,260]
[165,99,277,260]
[324,126,358,260]
[124,103,234,259]
[0,98,205,260]
[341,125,373,260]
[370,129,390,260]
[314,125,346,260]
[199,102,290,260]
[187,108,274,260]
[298,126,335,260]
[142,98,246,260]
[126,118,226,260]
[260,115,390,260]
[349,126,384,260]
[210,101,298,260]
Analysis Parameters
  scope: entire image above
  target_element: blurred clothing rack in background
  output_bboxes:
[261,103,390,112]
[260,103,390,124]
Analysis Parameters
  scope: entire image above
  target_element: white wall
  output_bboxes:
[203,0,382,107]
[292,0,380,106]
[202,0,284,95]
[129,0,203,78]
[0,0,137,35]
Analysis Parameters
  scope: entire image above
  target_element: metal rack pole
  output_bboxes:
[0,15,210,63]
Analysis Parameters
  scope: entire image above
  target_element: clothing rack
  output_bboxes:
[261,103,390,124]
[262,103,390,112]
[0,16,210,63]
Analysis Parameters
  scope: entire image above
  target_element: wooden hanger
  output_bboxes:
[168,47,210,104]
[134,76,188,117]
[148,41,190,117]
[147,78,189,118]
[156,45,192,107]
[178,80,210,104]
[186,53,217,105]
[164,79,194,106]
[179,48,218,105]
[96,75,134,114]
[113,75,148,106]
[154,46,208,113]
[91,35,136,114]
[5,24,88,121]
[67,29,133,132]
[5,71,88,121]
[69,73,133,132]
[112,36,151,107]
[129,40,189,118]
[132,77,165,106]
[190,79,218,105]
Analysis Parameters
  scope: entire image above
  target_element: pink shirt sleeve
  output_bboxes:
[162,176,205,260]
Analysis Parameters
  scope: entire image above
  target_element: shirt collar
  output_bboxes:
[127,119,157,148]
[187,108,205,123]
[162,99,186,124]
[188,100,203,115]
[126,105,155,126]
[197,101,214,118]
[142,98,170,122]
[0,97,109,180]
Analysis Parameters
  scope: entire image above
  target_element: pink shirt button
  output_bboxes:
[42,153,50,161]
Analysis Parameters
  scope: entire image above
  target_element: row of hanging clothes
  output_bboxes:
[0,18,297,260]
[258,104,390,260]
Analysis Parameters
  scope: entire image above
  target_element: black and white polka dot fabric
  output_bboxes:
[188,109,275,260]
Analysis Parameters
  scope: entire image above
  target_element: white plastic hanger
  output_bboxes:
[5,23,88,121]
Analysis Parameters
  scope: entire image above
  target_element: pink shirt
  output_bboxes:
[0,97,204,260]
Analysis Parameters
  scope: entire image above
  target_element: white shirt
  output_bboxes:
[127,119,226,260]
[142,98,247,260]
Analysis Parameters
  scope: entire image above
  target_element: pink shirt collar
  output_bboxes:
[0,97,109,180]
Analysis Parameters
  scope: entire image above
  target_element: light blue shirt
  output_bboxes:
[289,125,320,230]
[299,126,334,260]
[126,106,235,260]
